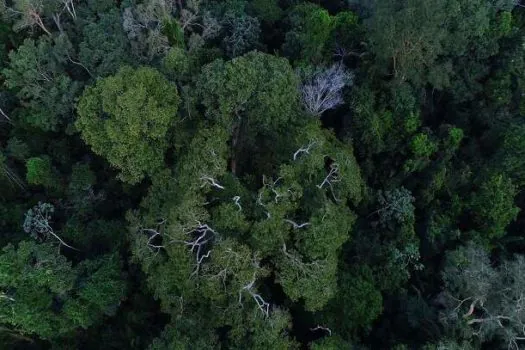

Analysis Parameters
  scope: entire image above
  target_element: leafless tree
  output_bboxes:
[179,0,221,39]
[300,64,353,117]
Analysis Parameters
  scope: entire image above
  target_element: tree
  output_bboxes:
[0,241,126,339]
[468,174,519,241]
[196,51,301,175]
[78,8,131,77]
[283,3,333,64]
[492,123,525,187]
[2,37,81,131]
[375,187,415,226]
[366,0,513,86]
[0,0,55,35]
[23,202,76,250]
[299,64,353,117]
[441,243,525,349]
[222,12,261,58]
[76,66,180,184]
[25,156,54,187]
[321,265,383,339]
[122,1,175,61]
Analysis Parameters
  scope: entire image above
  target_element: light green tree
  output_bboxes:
[76,66,180,184]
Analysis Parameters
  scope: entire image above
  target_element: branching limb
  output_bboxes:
[232,196,242,211]
[239,271,270,317]
[284,219,310,229]
[317,163,342,202]
[310,325,332,336]
[173,221,218,276]
[293,141,317,161]
[200,176,225,190]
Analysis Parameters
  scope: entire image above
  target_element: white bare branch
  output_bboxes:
[172,221,218,276]
[200,176,225,190]
[0,107,11,123]
[282,243,324,274]
[293,140,317,161]
[61,0,77,20]
[239,271,270,317]
[0,292,15,302]
[310,324,332,336]
[284,219,310,229]
[317,163,342,202]
[232,196,242,211]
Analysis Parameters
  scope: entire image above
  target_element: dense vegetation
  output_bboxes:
[1,0,525,348]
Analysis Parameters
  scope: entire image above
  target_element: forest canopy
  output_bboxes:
[1,0,525,349]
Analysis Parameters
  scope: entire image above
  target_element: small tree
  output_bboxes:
[222,12,261,58]
[23,202,77,250]
[26,156,53,187]
[375,187,415,225]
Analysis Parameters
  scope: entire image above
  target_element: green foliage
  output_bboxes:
[76,66,180,184]
[377,187,415,225]
[366,0,511,86]
[197,51,299,129]
[0,241,126,338]
[3,37,80,131]
[410,133,438,158]
[248,0,283,23]
[79,9,132,77]
[468,174,519,241]
[493,123,525,186]
[26,156,54,187]
[350,85,397,157]
[327,265,383,337]
[2,0,525,348]
[283,4,333,64]
[6,137,29,161]
[222,12,261,58]
[162,47,190,79]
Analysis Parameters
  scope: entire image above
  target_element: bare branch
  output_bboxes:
[317,163,342,202]
[174,221,219,276]
[200,176,225,190]
[293,140,317,161]
[232,196,242,211]
[310,324,332,336]
[284,219,310,229]
[239,271,270,317]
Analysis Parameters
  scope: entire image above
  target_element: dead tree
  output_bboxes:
[300,64,353,117]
